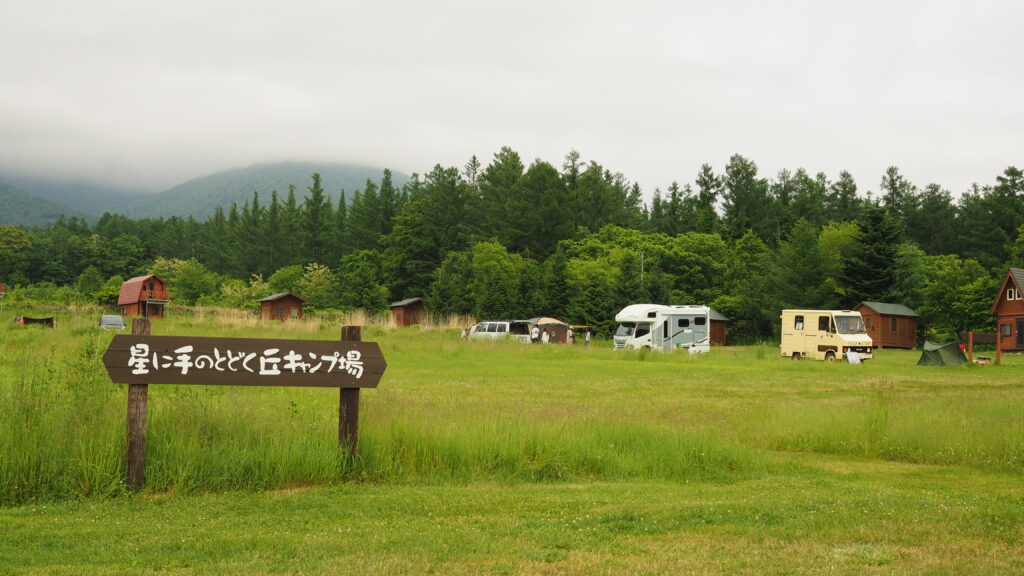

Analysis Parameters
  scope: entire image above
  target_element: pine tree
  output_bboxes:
[693,163,720,234]
[302,173,331,263]
[841,203,901,306]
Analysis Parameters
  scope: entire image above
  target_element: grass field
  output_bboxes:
[1,306,1022,574]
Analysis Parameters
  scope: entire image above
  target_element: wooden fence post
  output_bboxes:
[126,318,151,491]
[339,325,361,459]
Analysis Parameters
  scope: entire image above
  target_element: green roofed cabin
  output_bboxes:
[259,292,304,321]
[708,308,729,346]
[390,297,425,327]
[854,301,919,349]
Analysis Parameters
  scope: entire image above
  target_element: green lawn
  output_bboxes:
[1,308,1022,574]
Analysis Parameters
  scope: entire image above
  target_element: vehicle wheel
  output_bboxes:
[825,351,836,362]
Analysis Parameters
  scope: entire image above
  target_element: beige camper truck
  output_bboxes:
[780,309,873,361]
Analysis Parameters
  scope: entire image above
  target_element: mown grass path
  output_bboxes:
[3,458,1022,575]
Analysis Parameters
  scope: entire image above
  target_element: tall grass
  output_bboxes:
[2,310,1022,505]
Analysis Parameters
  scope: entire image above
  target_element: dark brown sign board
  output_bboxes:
[103,334,386,388]
[110,324,382,490]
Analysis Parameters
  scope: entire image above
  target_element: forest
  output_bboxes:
[1,148,1022,342]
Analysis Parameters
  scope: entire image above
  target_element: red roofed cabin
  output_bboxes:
[118,274,170,319]
[259,292,305,321]
[992,268,1024,352]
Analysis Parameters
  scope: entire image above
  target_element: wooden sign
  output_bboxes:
[111,322,381,491]
[103,334,386,388]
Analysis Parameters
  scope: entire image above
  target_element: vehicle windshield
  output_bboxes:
[835,315,866,334]
[615,323,635,337]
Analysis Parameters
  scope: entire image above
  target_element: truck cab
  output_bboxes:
[780,309,873,361]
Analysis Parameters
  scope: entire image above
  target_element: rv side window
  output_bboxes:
[695,317,706,326]
[663,321,669,338]
[485,323,497,333]
[496,323,507,333]
[818,316,831,332]
[794,315,804,330]
[635,325,650,338]
[677,318,690,328]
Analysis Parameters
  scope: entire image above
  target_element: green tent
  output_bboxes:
[917,341,968,366]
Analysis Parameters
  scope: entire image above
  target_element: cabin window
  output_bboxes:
[891,317,898,333]
[677,318,690,328]
[1001,323,1012,337]
[1008,288,1022,301]
[794,315,804,330]
[291,308,298,318]
[818,316,831,332]
[695,317,706,326]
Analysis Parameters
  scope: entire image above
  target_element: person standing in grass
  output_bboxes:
[542,329,549,344]
[584,330,591,348]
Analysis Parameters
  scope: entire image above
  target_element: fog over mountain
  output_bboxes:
[0,161,408,224]
[2,2,1021,201]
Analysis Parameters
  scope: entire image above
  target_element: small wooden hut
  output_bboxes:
[118,274,170,319]
[708,308,729,346]
[991,267,1024,352]
[854,301,919,349]
[390,297,425,327]
[259,292,305,321]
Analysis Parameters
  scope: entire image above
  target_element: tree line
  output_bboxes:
[1,148,1022,342]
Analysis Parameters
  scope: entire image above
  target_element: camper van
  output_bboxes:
[779,309,873,361]
[613,304,712,353]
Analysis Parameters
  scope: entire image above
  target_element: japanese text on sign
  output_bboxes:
[126,344,364,379]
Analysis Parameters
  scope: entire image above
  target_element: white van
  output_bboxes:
[613,304,711,353]
[467,320,532,343]
[779,309,873,361]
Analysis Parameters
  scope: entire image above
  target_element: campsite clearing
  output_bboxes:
[1,310,1022,574]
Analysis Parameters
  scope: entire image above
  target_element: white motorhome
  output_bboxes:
[613,304,712,353]
[779,309,873,361]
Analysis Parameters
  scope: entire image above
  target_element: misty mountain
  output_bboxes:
[0,173,141,218]
[125,162,410,220]
[0,182,92,227]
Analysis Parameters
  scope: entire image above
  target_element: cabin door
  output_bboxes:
[1017,319,1024,347]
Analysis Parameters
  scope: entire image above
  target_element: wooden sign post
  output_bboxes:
[126,318,151,490]
[104,325,386,491]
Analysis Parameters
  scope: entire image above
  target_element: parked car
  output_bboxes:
[467,320,532,343]
[99,314,126,330]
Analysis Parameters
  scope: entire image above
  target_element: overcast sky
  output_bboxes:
[1,1,1021,197]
